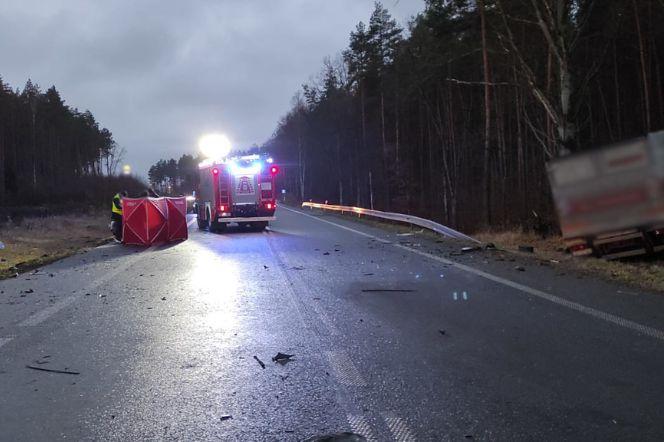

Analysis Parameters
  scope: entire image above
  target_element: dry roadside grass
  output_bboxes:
[0,212,111,278]
[475,230,664,293]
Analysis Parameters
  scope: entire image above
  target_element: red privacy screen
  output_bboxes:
[166,197,188,242]
[122,197,187,246]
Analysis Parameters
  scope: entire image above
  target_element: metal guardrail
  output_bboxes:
[301,202,480,243]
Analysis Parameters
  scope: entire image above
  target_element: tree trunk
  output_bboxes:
[380,91,390,210]
[633,0,651,131]
[478,0,492,226]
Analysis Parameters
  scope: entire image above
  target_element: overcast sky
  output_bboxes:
[0,0,423,177]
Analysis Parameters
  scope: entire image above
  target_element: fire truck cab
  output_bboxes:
[196,154,279,232]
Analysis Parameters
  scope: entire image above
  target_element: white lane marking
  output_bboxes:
[312,303,341,336]
[291,207,664,342]
[384,415,417,442]
[19,296,77,327]
[19,247,154,327]
[326,351,367,386]
[281,206,391,244]
[348,415,377,441]
[0,337,13,349]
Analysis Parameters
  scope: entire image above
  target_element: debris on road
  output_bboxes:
[26,365,80,375]
[514,266,526,272]
[323,252,330,255]
[519,245,535,253]
[361,289,415,293]
[161,297,167,301]
[438,329,446,336]
[253,355,266,369]
[263,265,269,269]
[21,289,34,294]
[272,352,294,364]
[461,246,481,253]
[219,414,233,421]
[291,266,305,270]
[484,243,496,250]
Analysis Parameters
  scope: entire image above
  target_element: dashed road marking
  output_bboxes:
[19,246,154,327]
[19,296,78,327]
[326,351,367,386]
[0,337,13,349]
[288,206,664,342]
[348,415,377,441]
[384,414,417,442]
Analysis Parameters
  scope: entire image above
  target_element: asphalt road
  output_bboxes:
[1,206,663,441]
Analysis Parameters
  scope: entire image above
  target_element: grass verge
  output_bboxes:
[0,212,111,278]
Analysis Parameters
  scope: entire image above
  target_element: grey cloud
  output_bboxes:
[0,0,423,177]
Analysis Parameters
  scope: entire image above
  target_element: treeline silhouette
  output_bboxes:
[265,0,664,232]
[147,154,200,196]
[0,77,143,206]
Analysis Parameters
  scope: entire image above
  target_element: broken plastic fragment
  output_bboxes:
[253,355,266,369]
[272,352,294,364]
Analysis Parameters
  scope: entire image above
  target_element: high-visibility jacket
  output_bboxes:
[111,193,123,216]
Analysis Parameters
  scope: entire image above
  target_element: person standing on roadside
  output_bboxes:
[111,190,128,241]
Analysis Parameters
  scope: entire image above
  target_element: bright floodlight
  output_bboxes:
[122,164,131,175]
[199,133,232,159]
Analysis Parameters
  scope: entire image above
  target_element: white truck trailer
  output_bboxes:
[547,131,664,259]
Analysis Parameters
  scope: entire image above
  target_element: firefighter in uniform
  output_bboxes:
[111,190,128,241]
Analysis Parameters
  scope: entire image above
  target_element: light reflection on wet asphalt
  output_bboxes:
[0,207,663,440]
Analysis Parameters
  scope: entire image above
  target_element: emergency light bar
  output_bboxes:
[229,160,262,175]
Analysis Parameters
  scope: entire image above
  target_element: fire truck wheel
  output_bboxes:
[197,215,209,230]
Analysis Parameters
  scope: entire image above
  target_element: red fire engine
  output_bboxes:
[196,154,279,232]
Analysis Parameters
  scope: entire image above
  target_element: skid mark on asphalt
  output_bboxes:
[288,207,664,343]
[265,233,340,339]
[383,414,417,442]
[347,415,378,441]
[19,246,154,327]
[326,351,367,386]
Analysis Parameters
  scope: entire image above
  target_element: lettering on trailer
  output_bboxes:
[236,175,255,195]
